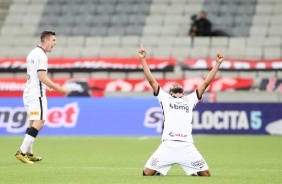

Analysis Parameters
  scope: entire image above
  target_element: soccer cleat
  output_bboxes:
[27,153,42,162]
[15,150,34,164]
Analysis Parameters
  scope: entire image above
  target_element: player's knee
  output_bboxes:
[197,170,211,177]
[143,168,156,176]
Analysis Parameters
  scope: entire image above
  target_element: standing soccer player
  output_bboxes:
[15,30,69,164]
[139,44,223,176]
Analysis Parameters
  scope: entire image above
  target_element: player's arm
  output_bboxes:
[197,48,224,98]
[38,70,68,94]
[139,44,159,94]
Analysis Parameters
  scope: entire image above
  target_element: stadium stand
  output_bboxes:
[0,0,281,101]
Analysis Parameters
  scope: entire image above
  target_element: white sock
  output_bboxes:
[27,142,33,154]
[20,134,35,154]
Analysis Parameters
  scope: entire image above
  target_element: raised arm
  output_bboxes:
[138,44,159,94]
[197,48,224,98]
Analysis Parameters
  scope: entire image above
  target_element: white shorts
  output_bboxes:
[144,140,209,176]
[23,95,47,120]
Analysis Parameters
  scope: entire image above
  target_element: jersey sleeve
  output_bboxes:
[154,86,170,102]
[188,90,200,107]
[37,53,48,71]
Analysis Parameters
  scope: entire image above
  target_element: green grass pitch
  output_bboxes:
[0,135,281,184]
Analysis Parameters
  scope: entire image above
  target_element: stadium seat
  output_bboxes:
[219,4,238,15]
[98,47,119,57]
[71,26,90,36]
[225,48,245,59]
[80,47,101,58]
[239,71,257,78]
[263,47,281,59]
[263,37,282,47]
[229,37,246,49]
[249,26,268,37]
[155,36,175,46]
[72,72,90,78]
[121,36,140,47]
[102,36,121,46]
[61,47,83,58]
[165,4,185,15]
[127,72,145,79]
[237,4,255,15]
[125,25,143,36]
[61,4,80,15]
[234,15,252,26]
[244,47,263,59]
[89,27,108,36]
[4,14,25,25]
[128,14,147,25]
[219,71,239,77]
[107,26,125,36]
[150,4,169,14]
[42,4,62,15]
[97,3,115,14]
[171,47,191,58]
[145,15,164,25]
[252,14,271,25]
[231,26,249,37]
[140,36,159,47]
[270,15,282,26]
[189,47,209,58]
[115,47,137,57]
[108,72,127,79]
[160,25,179,36]
[143,25,162,36]
[268,26,282,37]
[246,37,265,47]
[255,3,274,14]
[52,72,72,78]
[210,37,229,48]
[184,70,203,78]
[91,71,108,79]
[258,71,277,78]
[152,46,172,58]
[110,14,129,26]
[192,37,210,47]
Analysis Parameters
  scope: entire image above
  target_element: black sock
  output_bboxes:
[27,127,39,138]
[25,128,30,134]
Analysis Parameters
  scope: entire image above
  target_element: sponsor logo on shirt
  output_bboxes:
[169,103,189,113]
[169,132,187,137]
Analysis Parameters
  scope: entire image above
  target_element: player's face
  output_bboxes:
[45,35,57,52]
[169,83,184,98]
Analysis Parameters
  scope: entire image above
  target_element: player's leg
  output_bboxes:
[22,120,42,161]
[15,97,46,164]
[179,143,210,176]
[26,120,34,154]
[15,98,34,164]
[26,119,44,161]
[143,167,158,176]
[197,169,211,176]
[143,141,174,176]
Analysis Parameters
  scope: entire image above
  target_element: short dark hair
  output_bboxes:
[40,30,56,42]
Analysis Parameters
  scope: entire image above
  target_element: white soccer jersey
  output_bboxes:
[24,46,48,97]
[155,86,200,143]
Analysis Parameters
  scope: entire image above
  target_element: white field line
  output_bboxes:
[2,166,278,172]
